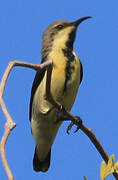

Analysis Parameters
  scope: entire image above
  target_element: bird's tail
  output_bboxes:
[33,147,51,172]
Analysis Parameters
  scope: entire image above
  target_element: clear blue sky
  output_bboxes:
[0,0,118,180]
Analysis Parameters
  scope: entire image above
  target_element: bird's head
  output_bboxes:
[41,17,91,60]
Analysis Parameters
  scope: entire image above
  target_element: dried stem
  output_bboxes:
[0,60,52,180]
[0,60,52,97]
[0,122,16,180]
[81,125,118,179]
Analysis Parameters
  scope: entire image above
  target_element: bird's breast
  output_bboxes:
[33,48,81,115]
[48,48,81,111]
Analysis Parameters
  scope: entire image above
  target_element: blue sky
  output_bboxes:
[0,0,118,180]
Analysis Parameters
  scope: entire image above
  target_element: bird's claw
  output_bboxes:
[66,121,74,134]
[66,116,82,134]
[74,126,80,133]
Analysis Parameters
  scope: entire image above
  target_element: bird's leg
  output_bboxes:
[66,116,82,134]
[59,105,83,134]
[57,113,82,134]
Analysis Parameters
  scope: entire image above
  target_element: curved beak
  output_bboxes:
[73,16,92,27]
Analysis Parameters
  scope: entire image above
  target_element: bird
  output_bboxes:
[29,16,91,172]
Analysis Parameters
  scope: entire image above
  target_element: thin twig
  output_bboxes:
[81,125,118,179]
[0,122,16,180]
[0,60,52,97]
[0,60,52,180]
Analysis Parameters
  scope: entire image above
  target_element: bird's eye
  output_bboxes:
[56,24,64,29]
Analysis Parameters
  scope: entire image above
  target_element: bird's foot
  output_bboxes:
[56,104,68,120]
[66,116,82,134]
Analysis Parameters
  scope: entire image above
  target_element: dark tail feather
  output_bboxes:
[33,147,51,172]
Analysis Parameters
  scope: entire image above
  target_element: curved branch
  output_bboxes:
[0,121,16,180]
[0,60,52,97]
[81,125,118,179]
[0,60,53,180]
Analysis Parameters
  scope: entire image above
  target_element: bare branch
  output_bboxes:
[81,125,118,179]
[0,60,52,97]
[0,60,52,180]
[0,121,16,180]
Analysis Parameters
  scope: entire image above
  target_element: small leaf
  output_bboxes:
[100,154,115,180]
[107,154,114,169]
[105,155,114,175]
[101,161,107,180]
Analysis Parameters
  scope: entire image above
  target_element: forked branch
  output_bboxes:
[0,60,52,180]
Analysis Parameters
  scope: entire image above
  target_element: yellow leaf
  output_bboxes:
[100,154,115,180]
[105,155,114,175]
[107,154,114,168]
[100,161,107,180]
